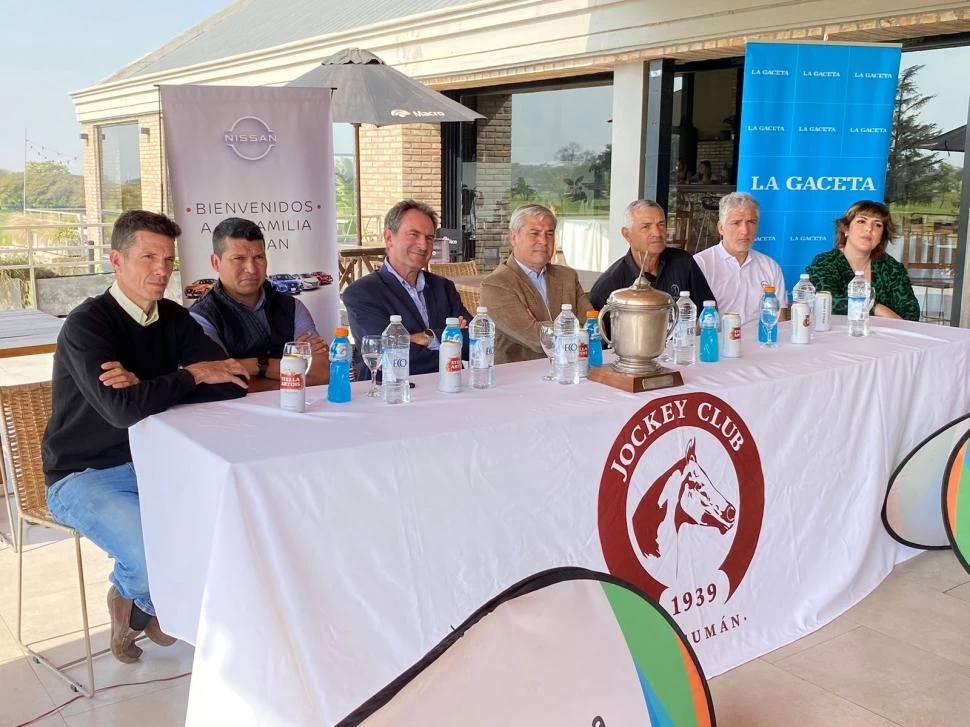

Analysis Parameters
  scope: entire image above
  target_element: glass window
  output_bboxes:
[99,123,141,223]
[461,82,613,271]
[889,46,969,324]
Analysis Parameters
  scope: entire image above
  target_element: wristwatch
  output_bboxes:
[423,328,435,344]
[256,355,269,378]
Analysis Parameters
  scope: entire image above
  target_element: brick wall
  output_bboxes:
[138,115,165,214]
[696,140,734,183]
[473,94,512,272]
[358,123,441,242]
[80,123,103,243]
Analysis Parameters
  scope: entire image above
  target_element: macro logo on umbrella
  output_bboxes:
[391,108,447,118]
[599,393,764,614]
[224,116,278,161]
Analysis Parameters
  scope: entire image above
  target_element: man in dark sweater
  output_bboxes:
[589,199,715,312]
[42,210,249,664]
[189,217,329,392]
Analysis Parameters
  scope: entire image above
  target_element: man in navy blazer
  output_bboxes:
[343,199,472,379]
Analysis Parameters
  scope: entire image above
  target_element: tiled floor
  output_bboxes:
[1,530,968,726]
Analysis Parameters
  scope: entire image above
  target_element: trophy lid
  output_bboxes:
[608,274,674,310]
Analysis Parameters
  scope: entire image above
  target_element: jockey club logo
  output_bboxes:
[599,393,764,614]
[223,116,278,161]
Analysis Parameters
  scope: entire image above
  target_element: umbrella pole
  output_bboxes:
[355,123,363,246]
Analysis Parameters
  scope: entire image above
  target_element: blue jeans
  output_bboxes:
[47,463,155,615]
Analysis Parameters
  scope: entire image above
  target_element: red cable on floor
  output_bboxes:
[16,671,191,727]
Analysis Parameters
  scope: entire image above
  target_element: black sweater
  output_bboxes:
[42,292,246,485]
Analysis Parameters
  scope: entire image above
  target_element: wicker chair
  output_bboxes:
[459,288,481,315]
[1,381,95,697]
[429,261,478,279]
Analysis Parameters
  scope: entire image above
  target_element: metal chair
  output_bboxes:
[0,380,95,697]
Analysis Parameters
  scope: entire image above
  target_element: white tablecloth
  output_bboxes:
[560,217,612,272]
[130,317,970,726]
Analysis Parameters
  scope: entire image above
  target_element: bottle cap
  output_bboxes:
[703,300,715,307]
[390,315,402,322]
[562,304,573,310]
[800,273,810,279]
[680,291,690,297]
[763,286,776,293]
[854,271,864,276]
[445,317,459,326]
[586,310,598,319]
[333,327,348,336]
[476,306,488,314]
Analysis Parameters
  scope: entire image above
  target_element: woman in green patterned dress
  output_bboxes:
[806,200,920,321]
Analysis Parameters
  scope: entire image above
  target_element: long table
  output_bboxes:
[0,309,62,358]
[130,317,970,725]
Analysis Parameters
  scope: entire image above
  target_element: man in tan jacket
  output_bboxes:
[481,203,592,364]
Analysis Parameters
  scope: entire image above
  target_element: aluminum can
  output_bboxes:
[438,340,462,393]
[791,303,811,344]
[577,329,590,378]
[813,291,832,332]
[722,312,742,358]
[280,354,307,412]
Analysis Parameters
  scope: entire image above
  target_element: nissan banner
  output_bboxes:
[160,84,340,334]
[737,41,901,286]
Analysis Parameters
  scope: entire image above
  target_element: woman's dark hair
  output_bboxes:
[834,200,895,262]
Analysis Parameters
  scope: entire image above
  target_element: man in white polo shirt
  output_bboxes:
[693,192,787,325]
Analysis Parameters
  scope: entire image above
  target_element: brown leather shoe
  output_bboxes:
[107,586,143,663]
[144,616,177,647]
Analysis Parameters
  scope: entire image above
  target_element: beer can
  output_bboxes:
[813,291,832,332]
[437,340,462,393]
[722,312,742,358]
[791,303,811,344]
[578,329,590,378]
[280,354,307,412]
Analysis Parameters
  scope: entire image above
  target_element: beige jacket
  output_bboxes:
[480,256,593,365]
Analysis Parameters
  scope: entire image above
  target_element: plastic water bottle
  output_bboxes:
[469,306,496,389]
[438,317,463,393]
[554,303,581,385]
[699,301,719,363]
[585,311,603,368]
[792,274,817,333]
[326,328,352,403]
[673,291,697,365]
[381,315,411,404]
[848,271,871,338]
[758,287,780,346]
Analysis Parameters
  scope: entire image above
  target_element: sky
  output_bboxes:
[0,1,232,173]
[1,4,966,175]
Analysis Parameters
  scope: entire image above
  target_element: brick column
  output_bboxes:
[358,123,442,243]
[80,123,103,244]
[138,115,165,214]
[473,94,512,272]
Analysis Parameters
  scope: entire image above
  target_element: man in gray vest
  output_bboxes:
[190,217,328,391]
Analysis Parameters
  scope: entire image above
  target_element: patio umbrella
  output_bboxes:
[919,124,966,153]
[288,48,483,244]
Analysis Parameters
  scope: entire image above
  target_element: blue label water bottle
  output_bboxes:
[699,301,720,363]
[585,311,603,368]
[327,328,352,403]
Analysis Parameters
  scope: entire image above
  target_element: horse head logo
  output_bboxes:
[632,437,736,560]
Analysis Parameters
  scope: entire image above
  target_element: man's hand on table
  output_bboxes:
[184,359,250,389]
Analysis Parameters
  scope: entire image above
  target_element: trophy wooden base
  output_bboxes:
[587,364,684,393]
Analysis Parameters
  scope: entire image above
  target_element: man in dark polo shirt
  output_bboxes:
[42,210,248,663]
[190,217,329,391]
[589,199,714,311]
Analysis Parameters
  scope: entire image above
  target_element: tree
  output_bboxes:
[22,161,84,209]
[886,65,950,206]
[0,170,24,210]
[510,176,536,200]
